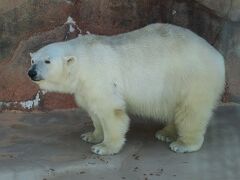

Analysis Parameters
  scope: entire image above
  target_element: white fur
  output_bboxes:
[29,23,225,155]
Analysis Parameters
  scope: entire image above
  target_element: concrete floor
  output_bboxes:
[0,104,239,180]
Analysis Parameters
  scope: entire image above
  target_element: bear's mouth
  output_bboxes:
[31,76,44,82]
[32,79,42,82]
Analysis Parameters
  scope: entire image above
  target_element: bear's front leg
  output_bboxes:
[91,108,130,155]
[81,112,104,144]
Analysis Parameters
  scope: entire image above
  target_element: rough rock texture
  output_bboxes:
[0,0,73,61]
[229,0,240,22]
[42,93,77,111]
[73,0,174,34]
[0,0,239,111]
[195,0,232,18]
[223,23,240,102]
[0,0,75,111]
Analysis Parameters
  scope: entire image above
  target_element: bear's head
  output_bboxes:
[28,43,76,93]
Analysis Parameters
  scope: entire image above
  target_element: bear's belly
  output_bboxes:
[125,95,176,121]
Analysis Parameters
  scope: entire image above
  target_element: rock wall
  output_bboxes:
[0,0,239,111]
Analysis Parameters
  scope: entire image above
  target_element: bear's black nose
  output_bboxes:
[28,69,37,79]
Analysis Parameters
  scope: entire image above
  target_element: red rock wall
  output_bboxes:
[0,0,239,111]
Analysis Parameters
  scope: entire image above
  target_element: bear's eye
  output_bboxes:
[31,60,34,64]
[45,60,51,64]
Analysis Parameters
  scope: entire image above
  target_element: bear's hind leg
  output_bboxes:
[170,103,212,153]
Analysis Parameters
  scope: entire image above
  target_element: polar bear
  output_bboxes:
[28,23,225,155]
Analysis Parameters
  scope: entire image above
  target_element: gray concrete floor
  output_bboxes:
[0,104,239,180]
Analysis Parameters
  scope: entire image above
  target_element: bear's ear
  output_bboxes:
[29,52,34,58]
[64,56,76,65]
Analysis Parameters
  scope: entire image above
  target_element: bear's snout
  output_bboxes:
[28,65,43,81]
[28,69,37,79]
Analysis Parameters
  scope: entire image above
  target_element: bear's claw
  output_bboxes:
[81,132,102,144]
